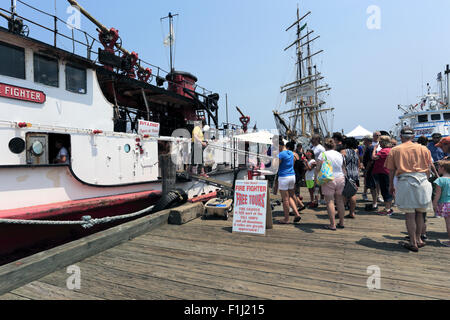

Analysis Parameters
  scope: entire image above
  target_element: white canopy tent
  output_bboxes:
[234,130,276,145]
[346,125,372,140]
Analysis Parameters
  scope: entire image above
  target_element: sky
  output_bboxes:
[6,0,450,134]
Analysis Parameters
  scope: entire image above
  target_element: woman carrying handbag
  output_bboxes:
[316,139,346,230]
[341,138,360,219]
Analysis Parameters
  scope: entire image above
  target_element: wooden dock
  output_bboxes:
[1,190,449,300]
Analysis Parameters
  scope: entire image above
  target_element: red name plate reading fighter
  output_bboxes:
[0,83,46,104]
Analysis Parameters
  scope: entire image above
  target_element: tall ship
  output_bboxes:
[0,0,258,261]
[395,65,450,138]
[273,7,334,143]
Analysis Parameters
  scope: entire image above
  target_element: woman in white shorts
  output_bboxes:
[277,140,302,224]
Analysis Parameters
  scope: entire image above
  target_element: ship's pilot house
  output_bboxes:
[1,40,87,166]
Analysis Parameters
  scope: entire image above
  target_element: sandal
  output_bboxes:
[345,214,355,219]
[323,225,337,231]
[298,206,307,212]
[402,242,419,252]
[294,216,302,223]
[440,240,450,247]
[418,242,426,248]
[336,224,345,229]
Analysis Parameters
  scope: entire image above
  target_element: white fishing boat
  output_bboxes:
[394,65,450,138]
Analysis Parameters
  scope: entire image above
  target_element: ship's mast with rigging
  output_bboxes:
[275,6,333,140]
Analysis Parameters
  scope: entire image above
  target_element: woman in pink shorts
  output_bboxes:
[316,138,346,230]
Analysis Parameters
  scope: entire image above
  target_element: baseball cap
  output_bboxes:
[435,136,450,148]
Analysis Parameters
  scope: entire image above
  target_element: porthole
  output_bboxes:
[124,144,131,153]
[8,137,25,154]
[30,141,44,156]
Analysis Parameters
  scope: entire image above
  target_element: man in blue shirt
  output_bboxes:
[428,133,447,162]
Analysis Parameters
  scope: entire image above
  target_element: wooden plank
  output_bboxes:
[114,241,449,291]
[39,262,257,300]
[84,252,349,300]
[97,246,441,300]
[149,211,450,259]
[10,281,101,300]
[168,202,204,225]
[107,244,449,300]
[135,228,450,271]
[0,209,171,296]
[130,234,450,287]
[0,293,31,300]
[39,265,178,300]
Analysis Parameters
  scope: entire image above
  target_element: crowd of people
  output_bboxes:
[274,128,450,251]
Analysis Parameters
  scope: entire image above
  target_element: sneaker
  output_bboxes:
[377,196,383,203]
[378,209,393,216]
[362,194,368,201]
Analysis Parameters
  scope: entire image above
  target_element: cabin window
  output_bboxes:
[444,113,450,121]
[49,133,71,165]
[417,115,428,123]
[431,114,441,121]
[66,65,86,94]
[0,41,25,79]
[34,54,59,87]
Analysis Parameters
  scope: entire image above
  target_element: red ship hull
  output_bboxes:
[0,190,161,265]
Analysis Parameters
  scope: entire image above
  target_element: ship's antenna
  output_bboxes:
[161,12,178,73]
[10,0,16,19]
[445,64,450,107]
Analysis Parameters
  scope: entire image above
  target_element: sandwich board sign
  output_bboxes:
[232,180,268,235]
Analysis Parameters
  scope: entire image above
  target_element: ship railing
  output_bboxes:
[0,1,213,97]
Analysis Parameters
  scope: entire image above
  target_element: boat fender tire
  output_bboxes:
[152,189,188,213]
